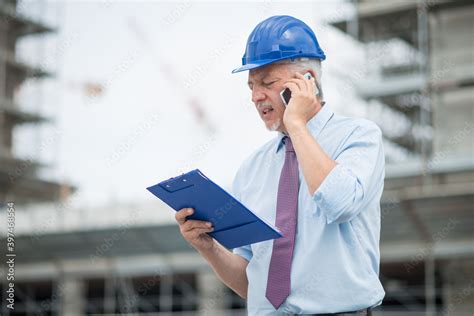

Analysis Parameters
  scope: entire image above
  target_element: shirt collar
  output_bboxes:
[275,103,334,153]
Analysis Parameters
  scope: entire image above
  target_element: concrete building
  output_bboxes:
[331,0,474,314]
[0,0,473,315]
[0,202,246,315]
[0,0,74,205]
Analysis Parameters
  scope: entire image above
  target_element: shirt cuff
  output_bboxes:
[312,163,360,224]
[233,245,252,262]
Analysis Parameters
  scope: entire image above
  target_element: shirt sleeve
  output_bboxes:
[312,121,385,224]
[230,163,253,261]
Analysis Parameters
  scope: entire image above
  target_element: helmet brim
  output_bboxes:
[231,59,276,74]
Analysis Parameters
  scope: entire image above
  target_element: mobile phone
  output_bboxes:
[280,72,319,106]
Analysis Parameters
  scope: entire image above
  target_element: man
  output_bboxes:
[175,15,385,315]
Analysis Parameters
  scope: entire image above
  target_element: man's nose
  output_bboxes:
[251,86,266,103]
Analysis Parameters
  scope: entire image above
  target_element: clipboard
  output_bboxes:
[146,169,282,249]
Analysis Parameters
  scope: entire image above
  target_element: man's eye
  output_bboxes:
[263,81,276,86]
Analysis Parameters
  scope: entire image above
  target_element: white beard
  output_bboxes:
[267,119,281,131]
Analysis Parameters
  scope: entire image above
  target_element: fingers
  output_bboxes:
[283,81,299,94]
[175,207,213,232]
[295,72,313,94]
[189,227,214,240]
[295,73,310,91]
[175,207,193,225]
[285,73,313,95]
[181,219,213,233]
[175,208,214,247]
[285,78,305,92]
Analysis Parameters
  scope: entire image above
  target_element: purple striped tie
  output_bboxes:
[266,136,299,309]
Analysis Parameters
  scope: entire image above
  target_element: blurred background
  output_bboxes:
[0,0,472,315]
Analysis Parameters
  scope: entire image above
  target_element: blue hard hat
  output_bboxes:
[232,15,326,74]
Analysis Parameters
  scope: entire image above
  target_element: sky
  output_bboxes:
[14,0,373,211]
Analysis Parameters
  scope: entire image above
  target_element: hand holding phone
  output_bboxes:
[280,72,320,106]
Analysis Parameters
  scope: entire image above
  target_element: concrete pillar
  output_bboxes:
[59,277,85,316]
[197,269,227,315]
[159,273,173,312]
[104,277,116,314]
[441,259,474,316]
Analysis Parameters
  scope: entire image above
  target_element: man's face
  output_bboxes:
[248,63,293,132]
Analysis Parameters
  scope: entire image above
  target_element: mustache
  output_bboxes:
[256,102,273,109]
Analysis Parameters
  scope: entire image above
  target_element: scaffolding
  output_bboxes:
[0,0,74,204]
[330,0,474,314]
[0,222,247,315]
[0,1,472,314]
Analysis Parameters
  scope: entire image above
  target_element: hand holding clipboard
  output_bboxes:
[147,169,282,249]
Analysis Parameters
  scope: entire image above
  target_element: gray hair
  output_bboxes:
[278,57,324,100]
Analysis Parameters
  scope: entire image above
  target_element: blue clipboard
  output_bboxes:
[146,169,282,249]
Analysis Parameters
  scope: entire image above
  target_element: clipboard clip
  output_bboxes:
[159,175,194,193]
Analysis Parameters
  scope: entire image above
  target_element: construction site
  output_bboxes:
[0,0,473,315]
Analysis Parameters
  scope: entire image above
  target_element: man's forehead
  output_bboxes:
[248,64,289,81]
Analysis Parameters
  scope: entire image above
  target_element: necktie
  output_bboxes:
[266,136,299,309]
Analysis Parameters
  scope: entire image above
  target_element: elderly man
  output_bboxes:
[175,15,385,315]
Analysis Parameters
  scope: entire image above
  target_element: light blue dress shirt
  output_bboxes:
[232,104,385,315]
